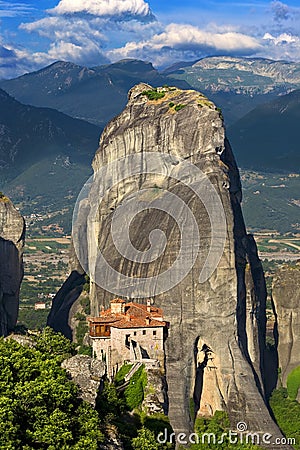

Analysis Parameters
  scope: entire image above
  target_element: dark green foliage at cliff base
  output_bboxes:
[96,366,173,449]
[287,366,300,400]
[270,388,300,449]
[97,380,124,422]
[186,411,261,449]
[0,328,104,449]
[132,427,160,450]
[34,326,76,361]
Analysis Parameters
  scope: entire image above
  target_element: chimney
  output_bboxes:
[126,314,131,322]
[111,298,125,314]
[146,317,150,326]
[147,299,151,313]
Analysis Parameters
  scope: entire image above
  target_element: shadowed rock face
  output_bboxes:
[0,196,25,336]
[59,84,290,446]
[272,265,300,386]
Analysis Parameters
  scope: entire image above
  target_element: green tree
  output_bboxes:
[132,427,159,450]
[0,334,104,449]
[287,366,300,400]
[269,388,300,449]
[97,380,124,421]
[190,411,261,449]
[34,326,76,361]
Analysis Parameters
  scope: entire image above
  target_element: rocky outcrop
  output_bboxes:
[142,368,168,415]
[5,333,35,348]
[61,354,105,406]
[69,84,290,447]
[0,195,25,336]
[272,264,300,386]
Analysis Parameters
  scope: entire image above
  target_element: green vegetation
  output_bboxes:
[168,102,175,108]
[0,328,103,449]
[142,89,165,101]
[217,107,224,119]
[269,388,300,449]
[287,366,300,400]
[96,365,173,449]
[34,326,76,360]
[75,320,88,344]
[97,380,123,422]
[132,427,160,450]
[184,411,261,449]
[174,104,186,111]
[83,274,90,294]
[114,363,133,386]
[124,365,147,410]
[17,309,49,331]
[73,292,92,355]
[241,171,300,233]
[0,191,8,201]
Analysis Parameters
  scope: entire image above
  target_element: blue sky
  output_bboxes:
[1,0,300,78]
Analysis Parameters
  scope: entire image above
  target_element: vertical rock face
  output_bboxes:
[272,264,300,386]
[0,195,25,336]
[70,84,288,444]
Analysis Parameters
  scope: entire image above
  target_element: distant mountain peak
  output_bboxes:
[0,59,190,127]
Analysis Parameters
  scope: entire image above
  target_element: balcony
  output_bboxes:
[89,324,111,338]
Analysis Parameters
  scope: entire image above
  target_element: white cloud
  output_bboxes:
[108,23,261,66]
[21,16,107,41]
[20,15,110,67]
[0,38,36,79]
[3,0,300,78]
[263,32,299,45]
[18,0,159,70]
[261,32,300,61]
[0,1,36,18]
[49,0,153,19]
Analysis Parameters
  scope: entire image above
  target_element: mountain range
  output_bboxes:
[165,56,300,125]
[0,59,190,127]
[0,56,299,234]
[2,57,300,128]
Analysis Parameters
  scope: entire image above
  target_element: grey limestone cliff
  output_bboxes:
[59,84,291,446]
[0,195,25,336]
[272,264,300,387]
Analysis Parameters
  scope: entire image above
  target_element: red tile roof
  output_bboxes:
[88,301,166,329]
[112,317,165,329]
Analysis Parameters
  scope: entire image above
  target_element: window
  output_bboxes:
[133,331,137,336]
[142,330,146,335]
[153,330,157,336]
[125,334,130,348]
